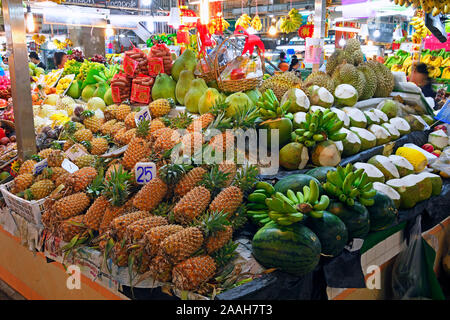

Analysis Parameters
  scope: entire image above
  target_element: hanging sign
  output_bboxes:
[298,25,314,39]
[304,38,323,64]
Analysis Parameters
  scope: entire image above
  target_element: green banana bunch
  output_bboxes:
[323,163,377,207]
[265,179,330,226]
[256,89,292,120]
[291,108,346,148]
[246,181,276,226]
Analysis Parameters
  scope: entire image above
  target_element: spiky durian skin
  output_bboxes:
[367,61,395,98]
[357,63,377,100]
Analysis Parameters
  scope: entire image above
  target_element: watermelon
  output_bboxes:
[367,191,398,232]
[306,166,337,183]
[274,174,324,195]
[252,222,321,276]
[327,200,370,240]
[305,212,348,257]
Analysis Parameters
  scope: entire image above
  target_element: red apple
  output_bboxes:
[421,143,434,153]
[230,68,245,80]
[434,124,447,133]
[432,150,442,157]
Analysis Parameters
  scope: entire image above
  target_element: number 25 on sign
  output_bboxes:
[135,162,156,184]
[135,106,151,126]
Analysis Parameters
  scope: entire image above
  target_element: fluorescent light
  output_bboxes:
[339,38,346,47]
[26,6,35,33]
[141,0,152,5]
[169,7,182,29]
[105,18,114,37]
[334,27,361,33]
[373,30,380,38]
[200,0,210,25]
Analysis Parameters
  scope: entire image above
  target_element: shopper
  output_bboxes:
[409,62,436,99]
[278,52,289,72]
[289,57,300,72]
[29,51,46,70]
[53,52,67,69]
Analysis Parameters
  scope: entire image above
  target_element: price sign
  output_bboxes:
[65,144,89,162]
[33,158,48,175]
[135,162,156,184]
[135,106,151,126]
[61,159,79,174]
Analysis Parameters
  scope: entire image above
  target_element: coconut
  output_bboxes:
[411,174,432,202]
[330,107,350,127]
[339,127,361,156]
[279,142,309,170]
[281,88,310,113]
[309,86,334,108]
[379,99,398,118]
[309,105,326,114]
[349,127,377,150]
[87,97,106,112]
[368,124,391,145]
[389,117,411,135]
[387,155,414,177]
[342,107,367,128]
[364,110,381,126]
[293,112,307,129]
[371,109,389,123]
[334,140,344,154]
[428,129,448,150]
[354,162,385,183]
[368,155,400,180]
[416,172,442,196]
[311,140,341,167]
[421,115,434,126]
[386,176,420,209]
[372,182,401,209]
[334,84,358,107]
[381,123,400,140]
[404,114,426,131]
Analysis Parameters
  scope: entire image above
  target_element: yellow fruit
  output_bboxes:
[173,186,211,225]
[149,99,174,118]
[395,147,427,172]
[172,255,216,290]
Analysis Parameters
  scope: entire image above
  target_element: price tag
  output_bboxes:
[134,162,156,184]
[131,83,151,104]
[345,238,364,252]
[135,106,151,126]
[123,55,139,77]
[33,158,48,175]
[148,57,164,77]
[61,158,79,174]
[65,144,89,162]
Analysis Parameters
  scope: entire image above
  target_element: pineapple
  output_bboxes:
[105,163,121,182]
[25,179,54,200]
[180,132,204,157]
[55,192,90,219]
[112,241,129,267]
[66,167,97,192]
[153,128,181,153]
[144,224,184,257]
[38,148,53,159]
[73,129,93,143]
[82,110,104,133]
[186,113,215,132]
[122,119,151,170]
[74,154,96,168]
[149,255,173,282]
[173,186,211,225]
[100,119,117,135]
[172,255,216,290]
[209,130,235,153]
[59,215,86,242]
[174,167,207,197]
[84,195,109,231]
[198,165,230,198]
[149,98,174,118]
[163,111,193,130]
[133,177,167,211]
[109,211,150,239]
[115,104,131,121]
[119,129,136,145]
[18,159,37,175]
[90,137,109,155]
[111,121,126,133]
[159,227,204,263]
[63,139,74,151]
[208,186,243,216]
[218,162,237,187]
[205,226,233,254]
[36,167,67,183]
[104,104,117,121]
[125,216,168,242]
[149,119,166,136]
[199,211,233,254]
[124,112,137,129]
[13,173,33,193]
[47,150,65,167]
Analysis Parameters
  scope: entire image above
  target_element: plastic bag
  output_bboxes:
[195,37,239,75]
[110,72,131,104]
[131,74,154,104]
[219,56,263,81]
[430,146,450,175]
[123,47,149,76]
[391,215,430,299]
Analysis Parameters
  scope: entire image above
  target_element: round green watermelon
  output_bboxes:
[327,200,370,240]
[252,222,321,276]
[367,191,398,232]
[306,167,337,183]
[274,174,324,195]
[305,212,348,257]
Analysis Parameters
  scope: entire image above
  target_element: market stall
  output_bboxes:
[0,0,448,301]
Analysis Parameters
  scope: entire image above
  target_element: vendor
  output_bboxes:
[278,52,289,72]
[53,52,67,69]
[409,62,436,99]
[29,51,46,70]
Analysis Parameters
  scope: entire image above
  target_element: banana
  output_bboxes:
[309,179,320,204]
[360,188,377,199]
[266,197,284,212]
[296,191,304,204]
[287,189,299,204]
[359,197,375,206]
[303,186,311,203]
[313,195,330,211]
[275,192,295,206]
[342,172,355,195]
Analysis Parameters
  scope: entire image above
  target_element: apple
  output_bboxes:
[421,143,434,153]
[434,124,447,133]
[432,150,442,157]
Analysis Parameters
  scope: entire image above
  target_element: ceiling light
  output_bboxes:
[26,6,35,33]
[339,38,346,47]
[373,30,380,38]
[268,25,277,36]
[105,18,114,37]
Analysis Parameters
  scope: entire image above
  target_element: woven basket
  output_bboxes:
[214,34,264,93]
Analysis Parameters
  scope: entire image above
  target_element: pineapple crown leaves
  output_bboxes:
[51,141,63,150]
[30,154,42,162]
[158,163,192,186]
[198,165,230,197]
[207,110,233,133]
[81,110,95,118]
[151,202,174,217]
[232,165,260,194]
[209,98,229,117]
[65,121,78,135]
[166,97,176,108]
[86,170,105,198]
[136,119,150,138]
[102,165,131,207]
[195,210,231,237]
[166,111,193,129]
[229,205,248,230]
[211,240,239,269]
[80,140,92,151]
[231,103,260,130]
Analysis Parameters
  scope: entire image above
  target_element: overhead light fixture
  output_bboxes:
[141,0,152,6]
[339,37,346,47]
[373,30,380,38]
[368,40,374,46]
[26,5,35,33]
[169,7,182,29]
[200,0,210,25]
[105,17,114,37]
[334,27,361,33]
[119,34,125,38]
[268,25,277,36]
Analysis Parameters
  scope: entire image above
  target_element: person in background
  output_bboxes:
[29,51,46,70]
[53,52,67,69]
[409,62,436,99]
[289,56,300,72]
[278,51,289,72]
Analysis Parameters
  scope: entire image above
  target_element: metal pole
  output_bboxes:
[2,0,36,160]
[312,0,326,72]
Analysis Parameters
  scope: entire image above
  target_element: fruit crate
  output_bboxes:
[0,180,45,226]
